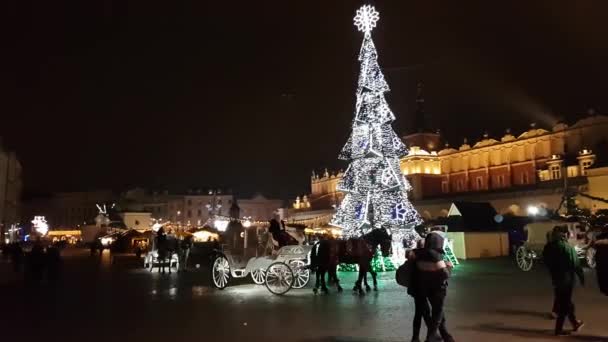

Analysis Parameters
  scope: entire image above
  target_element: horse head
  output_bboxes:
[365,227,392,257]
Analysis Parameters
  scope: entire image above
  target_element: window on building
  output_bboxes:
[187,210,192,218]
[455,180,463,192]
[441,181,449,193]
[521,172,529,184]
[476,176,484,190]
[580,161,592,175]
[550,165,561,180]
[187,199,192,206]
[495,175,505,188]
[197,209,202,217]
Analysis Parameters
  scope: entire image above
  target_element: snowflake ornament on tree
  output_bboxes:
[331,5,422,264]
[353,5,380,35]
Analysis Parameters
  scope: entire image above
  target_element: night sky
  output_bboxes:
[3,1,608,200]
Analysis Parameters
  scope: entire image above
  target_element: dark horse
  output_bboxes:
[309,228,392,295]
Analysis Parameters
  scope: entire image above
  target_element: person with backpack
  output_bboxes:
[542,225,585,336]
[400,233,454,342]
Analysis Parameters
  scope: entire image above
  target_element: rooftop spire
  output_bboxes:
[414,81,431,133]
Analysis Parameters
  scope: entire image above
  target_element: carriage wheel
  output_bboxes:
[289,259,310,289]
[251,269,266,285]
[212,256,230,289]
[586,247,597,269]
[516,246,534,271]
[265,262,294,295]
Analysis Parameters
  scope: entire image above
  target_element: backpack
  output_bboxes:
[396,259,413,287]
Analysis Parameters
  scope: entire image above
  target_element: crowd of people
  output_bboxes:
[400,225,608,341]
[2,223,607,341]
[2,241,63,285]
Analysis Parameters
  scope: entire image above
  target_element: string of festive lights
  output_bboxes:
[330,5,422,261]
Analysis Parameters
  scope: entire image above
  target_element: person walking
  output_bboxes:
[591,232,608,342]
[545,230,559,319]
[406,239,431,342]
[155,228,168,274]
[28,242,46,285]
[180,235,193,272]
[593,230,608,296]
[10,243,23,273]
[410,232,454,342]
[46,245,62,285]
[542,225,585,336]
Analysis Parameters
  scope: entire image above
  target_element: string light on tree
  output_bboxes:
[32,216,49,236]
[330,5,422,262]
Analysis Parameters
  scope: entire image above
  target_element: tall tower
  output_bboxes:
[402,81,440,151]
[414,81,430,133]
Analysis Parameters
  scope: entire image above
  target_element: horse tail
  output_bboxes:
[308,242,321,271]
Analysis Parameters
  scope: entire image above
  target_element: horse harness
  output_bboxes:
[345,238,374,258]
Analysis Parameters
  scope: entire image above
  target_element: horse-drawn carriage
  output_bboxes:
[210,220,312,295]
[515,220,597,271]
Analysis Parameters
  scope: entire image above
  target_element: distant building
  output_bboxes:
[291,111,608,224]
[122,188,282,227]
[403,114,608,200]
[23,190,115,229]
[0,142,23,242]
[238,194,283,222]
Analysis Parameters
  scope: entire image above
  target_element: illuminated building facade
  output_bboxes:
[404,113,608,201]
[292,111,608,221]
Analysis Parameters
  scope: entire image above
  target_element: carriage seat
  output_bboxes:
[285,229,305,244]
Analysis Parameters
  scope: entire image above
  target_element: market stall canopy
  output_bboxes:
[446,201,499,232]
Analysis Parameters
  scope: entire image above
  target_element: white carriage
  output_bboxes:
[516,220,596,271]
[211,244,312,295]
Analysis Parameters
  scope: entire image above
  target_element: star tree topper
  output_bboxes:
[354,5,380,35]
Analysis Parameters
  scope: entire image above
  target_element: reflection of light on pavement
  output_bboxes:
[100,249,112,269]
[192,286,212,298]
[168,287,177,298]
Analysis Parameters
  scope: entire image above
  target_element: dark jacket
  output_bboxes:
[595,232,608,295]
[542,232,584,288]
[411,233,450,295]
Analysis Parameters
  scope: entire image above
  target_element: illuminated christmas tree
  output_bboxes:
[331,5,422,261]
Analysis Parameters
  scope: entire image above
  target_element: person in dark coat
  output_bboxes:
[46,245,62,285]
[181,235,193,271]
[545,229,559,319]
[542,226,585,336]
[10,243,23,273]
[155,228,170,274]
[594,231,608,296]
[409,232,454,342]
[407,239,432,342]
[28,242,46,285]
